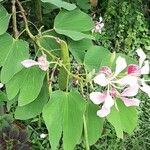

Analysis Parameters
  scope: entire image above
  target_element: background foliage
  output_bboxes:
[0,0,150,149]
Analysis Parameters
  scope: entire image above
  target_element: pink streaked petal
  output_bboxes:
[21,59,39,68]
[110,88,117,97]
[121,84,139,97]
[94,73,109,86]
[140,80,150,97]
[136,48,146,67]
[38,55,49,71]
[115,75,138,86]
[0,83,3,88]
[121,97,140,107]
[97,106,110,117]
[89,92,106,105]
[127,64,141,76]
[100,66,112,76]
[115,56,127,76]
[103,92,114,108]
[141,60,150,75]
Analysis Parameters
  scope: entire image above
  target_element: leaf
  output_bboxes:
[85,102,104,145]
[0,33,29,83]
[54,9,94,41]
[107,99,138,139]
[41,0,76,11]
[58,40,70,90]
[68,39,93,64]
[84,46,111,71]
[15,82,49,120]
[0,5,11,35]
[43,90,86,150]
[76,0,91,10]
[6,67,46,106]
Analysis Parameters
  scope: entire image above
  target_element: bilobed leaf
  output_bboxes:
[15,82,49,120]
[85,102,104,145]
[43,90,86,150]
[69,39,93,64]
[41,0,76,11]
[0,5,11,35]
[6,67,46,106]
[54,9,94,41]
[0,33,29,83]
[84,46,111,71]
[107,99,138,139]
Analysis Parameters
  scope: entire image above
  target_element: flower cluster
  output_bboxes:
[92,17,104,34]
[21,54,49,71]
[90,48,150,117]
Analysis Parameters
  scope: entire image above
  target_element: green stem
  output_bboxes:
[12,0,18,38]
[83,114,90,150]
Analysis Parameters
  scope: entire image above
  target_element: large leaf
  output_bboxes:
[85,102,104,145]
[54,9,94,41]
[0,33,29,83]
[15,82,49,120]
[107,99,138,138]
[41,0,76,11]
[6,67,46,106]
[68,39,93,64]
[84,46,112,71]
[0,5,11,35]
[43,90,86,150]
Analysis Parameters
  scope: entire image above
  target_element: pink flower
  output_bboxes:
[92,17,104,33]
[90,56,140,118]
[0,83,3,88]
[120,85,140,107]
[127,48,150,97]
[90,91,114,117]
[21,54,49,71]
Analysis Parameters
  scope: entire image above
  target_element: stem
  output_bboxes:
[12,0,18,38]
[16,0,35,40]
[83,114,90,150]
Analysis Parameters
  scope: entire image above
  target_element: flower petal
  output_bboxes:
[21,59,39,68]
[94,73,109,86]
[115,56,127,76]
[38,55,49,71]
[89,92,106,105]
[97,106,110,117]
[127,64,141,76]
[115,75,138,87]
[140,80,150,97]
[121,84,139,97]
[103,92,114,108]
[100,66,112,76]
[141,60,150,75]
[121,97,140,107]
[136,48,146,67]
[0,83,3,88]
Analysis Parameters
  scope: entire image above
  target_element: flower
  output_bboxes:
[92,17,104,33]
[21,54,49,71]
[90,56,137,117]
[127,48,150,97]
[0,83,3,88]
[40,133,47,139]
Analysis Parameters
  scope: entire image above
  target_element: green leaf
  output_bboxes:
[15,82,49,120]
[0,33,29,83]
[54,9,94,41]
[68,39,93,64]
[0,5,11,35]
[85,102,104,145]
[43,90,86,150]
[6,67,46,106]
[41,0,76,11]
[107,99,138,138]
[84,46,111,71]
[76,0,91,10]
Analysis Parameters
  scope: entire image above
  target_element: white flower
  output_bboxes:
[21,54,49,71]
[40,133,47,139]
